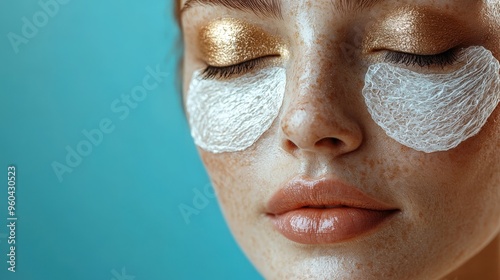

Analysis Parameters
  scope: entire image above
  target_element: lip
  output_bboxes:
[266,177,399,244]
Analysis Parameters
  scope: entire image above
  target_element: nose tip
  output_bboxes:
[280,107,363,157]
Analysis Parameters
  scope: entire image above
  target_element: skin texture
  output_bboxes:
[180,0,500,279]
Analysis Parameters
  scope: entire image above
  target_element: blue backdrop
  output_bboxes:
[0,0,261,279]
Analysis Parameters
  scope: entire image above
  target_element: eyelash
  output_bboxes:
[201,56,273,79]
[383,49,459,68]
[200,49,460,79]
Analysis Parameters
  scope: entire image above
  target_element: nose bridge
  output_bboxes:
[278,8,364,156]
[296,35,335,91]
[284,25,344,126]
[294,50,336,100]
[287,2,347,105]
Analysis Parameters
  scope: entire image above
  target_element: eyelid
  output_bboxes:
[383,48,460,68]
[201,55,280,80]
[363,7,467,56]
[199,18,286,67]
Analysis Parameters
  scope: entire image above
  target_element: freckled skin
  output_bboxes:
[180,0,500,279]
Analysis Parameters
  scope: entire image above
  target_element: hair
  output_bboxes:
[173,0,185,102]
[174,1,182,28]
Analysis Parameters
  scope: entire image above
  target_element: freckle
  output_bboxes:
[293,31,300,42]
[401,228,409,242]
[389,164,401,180]
[373,241,384,251]
[418,211,424,219]
[250,235,257,247]
[399,145,409,152]
[402,165,410,173]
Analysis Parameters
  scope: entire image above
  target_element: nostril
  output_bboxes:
[329,138,342,146]
[282,137,347,155]
[283,139,298,151]
[279,108,363,156]
[316,137,344,149]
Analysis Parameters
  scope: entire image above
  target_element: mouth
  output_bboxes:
[266,177,399,245]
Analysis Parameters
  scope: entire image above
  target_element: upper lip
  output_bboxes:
[266,177,398,215]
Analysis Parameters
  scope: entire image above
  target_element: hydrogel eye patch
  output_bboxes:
[362,46,500,153]
[186,67,286,153]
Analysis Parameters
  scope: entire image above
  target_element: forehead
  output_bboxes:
[178,0,487,15]
[177,0,499,37]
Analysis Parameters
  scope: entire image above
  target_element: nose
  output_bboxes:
[279,56,363,158]
[280,100,363,157]
[278,1,365,158]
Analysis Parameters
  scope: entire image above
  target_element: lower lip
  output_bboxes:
[269,208,397,244]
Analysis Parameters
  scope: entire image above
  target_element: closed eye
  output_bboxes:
[384,49,459,68]
[201,55,280,80]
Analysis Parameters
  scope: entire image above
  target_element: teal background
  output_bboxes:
[0,0,261,279]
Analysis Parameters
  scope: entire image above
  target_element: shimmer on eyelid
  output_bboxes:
[199,18,285,66]
[365,7,466,54]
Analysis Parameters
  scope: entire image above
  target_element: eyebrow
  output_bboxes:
[331,0,383,14]
[181,0,283,19]
[181,0,383,19]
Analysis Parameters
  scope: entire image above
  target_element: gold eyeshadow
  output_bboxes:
[199,18,286,67]
[365,7,466,55]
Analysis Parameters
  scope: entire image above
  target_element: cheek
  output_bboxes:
[398,115,500,246]
[362,46,500,153]
[186,67,286,153]
[198,129,287,231]
[360,133,500,276]
[198,148,257,211]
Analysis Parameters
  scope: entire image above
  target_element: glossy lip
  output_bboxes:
[266,177,399,244]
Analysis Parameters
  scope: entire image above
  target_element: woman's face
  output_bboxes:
[180,0,500,279]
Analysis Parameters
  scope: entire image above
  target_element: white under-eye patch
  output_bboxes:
[363,46,500,153]
[186,67,286,153]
